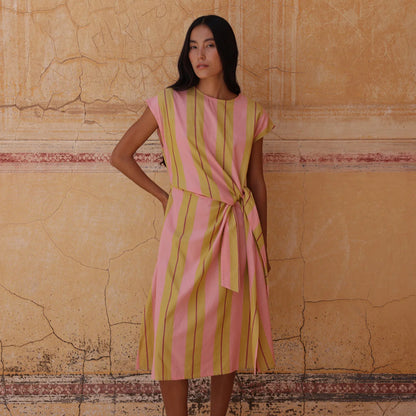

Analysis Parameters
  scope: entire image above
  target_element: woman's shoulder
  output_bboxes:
[147,87,188,104]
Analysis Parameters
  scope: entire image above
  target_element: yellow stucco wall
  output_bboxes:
[1,0,416,413]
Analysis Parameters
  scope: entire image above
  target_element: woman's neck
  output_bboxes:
[196,78,237,100]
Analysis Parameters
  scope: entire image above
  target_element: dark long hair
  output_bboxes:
[169,15,240,95]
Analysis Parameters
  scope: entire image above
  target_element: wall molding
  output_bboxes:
[1,138,416,172]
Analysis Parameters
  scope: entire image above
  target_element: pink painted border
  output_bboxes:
[1,152,416,171]
[0,153,160,164]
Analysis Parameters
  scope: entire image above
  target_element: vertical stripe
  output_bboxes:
[228,270,244,370]
[199,248,221,376]
[222,101,227,169]
[241,99,256,186]
[144,307,149,370]
[232,96,249,181]
[259,321,275,368]
[172,92,202,193]
[187,88,213,198]
[186,201,223,377]
[138,297,153,371]
[161,90,186,188]
[213,281,233,374]
[156,192,198,379]
[170,196,210,379]
[215,100,236,200]
[239,274,253,369]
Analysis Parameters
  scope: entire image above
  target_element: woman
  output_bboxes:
[111,15,274,416]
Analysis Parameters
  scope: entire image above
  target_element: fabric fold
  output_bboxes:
[219,187,268,292]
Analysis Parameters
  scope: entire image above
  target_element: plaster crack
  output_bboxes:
[307,366,367,372]
[270,256,304,262]
[103,270,118,411]
[3,332,54,349]
[274,335,300,342]
[110,321,140,327]
[376,402,388,416]
[8,95,83,113]
[239,64,260,79]
[365,309,376,372]
[371,294,416,309]
[376,401,401,415]
[305,298,370,305]
[1,3,66,15]
[108,236,158,266]
[0,342,12,416]
[104,270,113,375]
[304,295,416,309]
[374,363,395,372]
[265,65,304,74]
[85,355,110,362]
[298,170,307,416]
[324,0,366,40]
[40,221,107,272]
[0,282,87,355]
[77,350,87,416]
[42,309,86,354]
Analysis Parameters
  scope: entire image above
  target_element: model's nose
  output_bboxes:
[198,48,206,59]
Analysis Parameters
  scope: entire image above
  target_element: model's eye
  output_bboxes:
[189,45,197,50]
[207,43,216,48]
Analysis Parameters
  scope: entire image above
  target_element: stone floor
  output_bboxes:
[1,400,416,415]
[1,373,415,415]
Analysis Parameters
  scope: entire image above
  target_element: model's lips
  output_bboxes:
[197,64,208,69]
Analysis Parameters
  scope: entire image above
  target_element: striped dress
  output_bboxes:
[137,86,275,381]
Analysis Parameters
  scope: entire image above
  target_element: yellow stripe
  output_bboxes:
[241,100,257,185]
[185,201,223,377]
[160,89,186,188]
[137,191,174,372]
[138,290,154,370]
[227,208,239,292]
[213,274,233,374]
[187,88,220,199]
[249,277,260,371]
[215,100,235,196]
[253,222,265,251]
[238,271,250,368]
[258,321,275,369]
[154,191,198,379]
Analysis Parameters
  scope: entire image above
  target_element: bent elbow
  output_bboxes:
[110,148,122,167]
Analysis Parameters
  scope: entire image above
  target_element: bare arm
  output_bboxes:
[247,138,268,253]
[110,106,169,211]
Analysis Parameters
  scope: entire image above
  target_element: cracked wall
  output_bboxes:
[1,0,416,415]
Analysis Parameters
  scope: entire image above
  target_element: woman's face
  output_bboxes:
[188,25,223,81]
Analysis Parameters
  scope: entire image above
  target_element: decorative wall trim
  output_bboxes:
[1,150,416,172]
[1,374,415,404]
[1,137,416,172]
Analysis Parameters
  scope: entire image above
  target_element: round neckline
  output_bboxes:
[194,86,241,102]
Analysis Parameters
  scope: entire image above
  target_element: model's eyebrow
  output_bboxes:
[189,38,215,43]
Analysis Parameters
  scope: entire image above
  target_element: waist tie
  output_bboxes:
[219,187,269,292]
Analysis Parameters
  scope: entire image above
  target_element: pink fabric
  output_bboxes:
[138,87,275,380]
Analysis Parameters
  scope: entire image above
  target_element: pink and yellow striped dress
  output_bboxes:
[137,86,274,381]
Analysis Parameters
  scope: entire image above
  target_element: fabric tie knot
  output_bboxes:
[219,187,268,292]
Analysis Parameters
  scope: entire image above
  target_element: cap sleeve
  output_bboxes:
[254,106,275,142]
[146,94,163,129]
